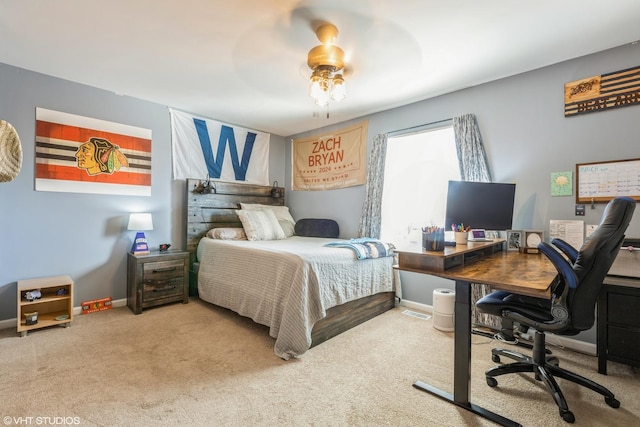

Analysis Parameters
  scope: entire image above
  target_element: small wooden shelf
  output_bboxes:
[17,275,73,337]
[395,239,505,274]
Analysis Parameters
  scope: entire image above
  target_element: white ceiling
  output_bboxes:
[2,0,640,137]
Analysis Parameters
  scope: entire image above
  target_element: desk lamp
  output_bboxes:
[128,213,153,255]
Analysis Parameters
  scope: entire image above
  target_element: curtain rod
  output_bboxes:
[387,118,453,137]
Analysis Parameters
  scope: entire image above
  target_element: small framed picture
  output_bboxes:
[506,230,522,251]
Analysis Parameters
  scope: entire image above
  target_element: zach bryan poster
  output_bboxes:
[292,121,367,191]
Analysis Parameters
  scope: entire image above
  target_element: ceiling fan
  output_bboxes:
[306,23,347,108]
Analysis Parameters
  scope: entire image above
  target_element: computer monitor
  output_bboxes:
[444,180,516,231]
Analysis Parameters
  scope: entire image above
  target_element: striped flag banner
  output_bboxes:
[35,108,152,196]
[564,65,640,116]
[170,108,269,185]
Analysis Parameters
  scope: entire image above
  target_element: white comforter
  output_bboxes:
[197,236,397,359]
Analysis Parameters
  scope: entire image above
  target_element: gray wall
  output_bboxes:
[285,43,640,344]
[0,63,286,321]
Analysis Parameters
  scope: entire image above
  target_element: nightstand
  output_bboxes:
[127,250,189,314]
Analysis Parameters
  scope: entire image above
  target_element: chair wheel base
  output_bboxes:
[486,376,498,387]
[491,354,500,363]
[605,397,620,408]
[561,410,575,423]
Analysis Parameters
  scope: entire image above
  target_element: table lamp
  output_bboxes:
[128,213,153,255]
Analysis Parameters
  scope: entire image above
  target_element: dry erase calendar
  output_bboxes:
[576,158,640,203]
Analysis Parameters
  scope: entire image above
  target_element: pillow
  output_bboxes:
[295,218,340,238]
[277,220,295,238]
[236,209,286,241]
[240,203,296,237]
[206,228,247,240]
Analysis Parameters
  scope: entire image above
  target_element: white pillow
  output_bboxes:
[236,209,286,241]
[277,220,295,238]
[206,228,247,240]
[240,203,296,237]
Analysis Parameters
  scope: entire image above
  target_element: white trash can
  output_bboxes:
[433,288,455,331]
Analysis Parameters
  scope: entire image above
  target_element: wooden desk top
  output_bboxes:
[429,251,556,298]
[395,239,556,298]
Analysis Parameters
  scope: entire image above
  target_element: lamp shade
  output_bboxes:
[127,213,153,231]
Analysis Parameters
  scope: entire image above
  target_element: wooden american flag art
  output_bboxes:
[564,65,640,117]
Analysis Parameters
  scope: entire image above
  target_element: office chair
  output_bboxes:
[476,196,635,423]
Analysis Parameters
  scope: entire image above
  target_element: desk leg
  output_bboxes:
[413,280,521,427]
[453,280,472,402]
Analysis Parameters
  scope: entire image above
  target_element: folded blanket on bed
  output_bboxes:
[324,238,395,260]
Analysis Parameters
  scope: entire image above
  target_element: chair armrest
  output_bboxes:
[539,241,581,329]
[501,243,577,332]
[550,238,578,263]
[539,242,578,290]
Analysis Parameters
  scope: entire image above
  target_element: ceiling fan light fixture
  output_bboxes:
[307,23,347,109]
[331,74,346,101]
[308,69,325,98]
[315,23,339,45]
[314,94,330,107]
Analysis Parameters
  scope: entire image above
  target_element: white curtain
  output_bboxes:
[357,133,388,239]
[453,114,492,182]
[453,113,500,330]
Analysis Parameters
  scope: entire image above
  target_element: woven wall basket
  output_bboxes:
[0,120,23,183]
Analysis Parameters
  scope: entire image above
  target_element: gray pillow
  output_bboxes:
[294,219,339,238]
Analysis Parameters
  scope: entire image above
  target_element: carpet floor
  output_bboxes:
[1,299,638,426]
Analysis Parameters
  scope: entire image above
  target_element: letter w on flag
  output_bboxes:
[170,108,269,185]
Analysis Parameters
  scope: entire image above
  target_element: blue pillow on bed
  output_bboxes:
[294,218,339,238]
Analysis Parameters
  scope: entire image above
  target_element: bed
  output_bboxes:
[185,179,398,359]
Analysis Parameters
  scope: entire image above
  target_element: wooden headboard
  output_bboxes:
[185,178,285,267]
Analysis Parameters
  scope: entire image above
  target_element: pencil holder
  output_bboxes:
[423,231,445,251]
[454,231,468,245]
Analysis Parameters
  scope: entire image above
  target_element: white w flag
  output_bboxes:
[170,108,270,185]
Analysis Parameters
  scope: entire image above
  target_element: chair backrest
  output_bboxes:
[569,197,635,330]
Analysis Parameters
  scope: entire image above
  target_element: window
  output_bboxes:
[380,125,460,247]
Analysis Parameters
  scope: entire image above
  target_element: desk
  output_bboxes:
[396,242,556,427]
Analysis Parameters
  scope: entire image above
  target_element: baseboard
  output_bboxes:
[399,298,597,356]
[0,318,16,330]
[0,298,128,331]
[542,334,597,356]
